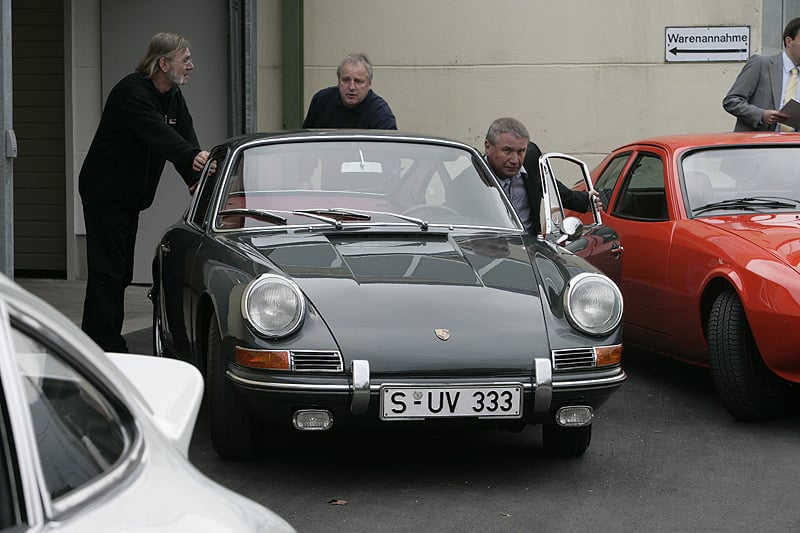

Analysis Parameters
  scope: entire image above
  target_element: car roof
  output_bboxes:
[614,131,800,152]
[218,129,479,151]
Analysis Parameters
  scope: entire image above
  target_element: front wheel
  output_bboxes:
[542,424,592,457]
[707,290,789,420]
[207,312,263,460]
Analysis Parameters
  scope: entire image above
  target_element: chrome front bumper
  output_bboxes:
[228,357,626,415]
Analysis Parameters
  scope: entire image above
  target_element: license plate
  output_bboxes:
[380,384,523,420]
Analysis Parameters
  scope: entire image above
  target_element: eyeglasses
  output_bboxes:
[167,56,194,66]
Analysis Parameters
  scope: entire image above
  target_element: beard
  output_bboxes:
[167,65,187,86]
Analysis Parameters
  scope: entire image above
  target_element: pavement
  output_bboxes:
[15,277,152,335]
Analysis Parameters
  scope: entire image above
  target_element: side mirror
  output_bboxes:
[556,216,584,244]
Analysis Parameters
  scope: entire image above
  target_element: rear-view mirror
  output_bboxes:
[341,161,383,173]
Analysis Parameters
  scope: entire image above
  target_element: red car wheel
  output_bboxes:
[707,290,789,420]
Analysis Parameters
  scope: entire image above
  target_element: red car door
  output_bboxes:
[590,147,678,343]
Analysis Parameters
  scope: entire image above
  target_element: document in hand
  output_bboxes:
[778,98,800,130]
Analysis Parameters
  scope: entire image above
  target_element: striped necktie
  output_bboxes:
[780,67,798,132]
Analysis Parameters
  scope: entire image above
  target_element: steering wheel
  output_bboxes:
[401,204,461,217]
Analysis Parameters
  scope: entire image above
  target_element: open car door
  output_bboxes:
[539,152,623,285]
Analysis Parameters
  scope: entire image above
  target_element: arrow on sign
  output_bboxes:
[669,47,748,56]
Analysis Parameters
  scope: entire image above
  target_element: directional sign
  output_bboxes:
[665,26,750,62]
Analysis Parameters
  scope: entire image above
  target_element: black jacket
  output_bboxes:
[79,73,201,212]
[523,141,591,234]
[302,86,397,129]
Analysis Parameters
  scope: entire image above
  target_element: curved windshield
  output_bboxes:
[682,146,800,216]
[214,140,519,231]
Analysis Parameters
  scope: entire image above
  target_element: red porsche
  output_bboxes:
[569,132,800,420]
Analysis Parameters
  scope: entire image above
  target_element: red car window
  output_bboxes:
[613,153,668,221]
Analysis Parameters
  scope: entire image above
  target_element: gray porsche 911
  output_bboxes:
[150,130,625,460]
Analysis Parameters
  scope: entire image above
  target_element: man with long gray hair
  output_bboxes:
[78,32,209,352]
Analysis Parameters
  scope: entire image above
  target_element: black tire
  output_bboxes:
[207,312,263,460]
[542,424,592,457]
[707,290,788,420]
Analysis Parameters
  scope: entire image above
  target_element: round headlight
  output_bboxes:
[562,272,623,336]
[242,274,306,338]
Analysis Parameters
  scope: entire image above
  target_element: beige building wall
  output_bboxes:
[260,0,763,170]
[257,0,283,131]
[64,0,764,279]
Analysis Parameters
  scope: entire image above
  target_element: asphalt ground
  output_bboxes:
[16,278,152,340]
[12,276,800,532]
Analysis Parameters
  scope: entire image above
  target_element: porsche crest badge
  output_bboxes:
[434,328,450,341]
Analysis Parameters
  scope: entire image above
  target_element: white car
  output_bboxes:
[0,274,294,532]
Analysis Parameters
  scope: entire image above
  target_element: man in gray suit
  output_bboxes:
[723,17,800,131]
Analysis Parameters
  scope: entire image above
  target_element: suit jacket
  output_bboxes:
[522,141,590,234]
[722,52,783,132]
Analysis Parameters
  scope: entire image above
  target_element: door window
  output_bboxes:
[0,383,20,529]
[594,153,631,211]
[612,154,668,221]
[10,320,131,501]
[190,147,229,228]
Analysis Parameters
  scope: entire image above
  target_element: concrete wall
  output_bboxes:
[257,0,283,131]
[66,0,766,279]
[66,0,101,279]
[66,0,229,281]
[258,0,763,170]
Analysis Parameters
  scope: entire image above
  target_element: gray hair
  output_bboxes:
[135,32,192,78]
[486,117,530,144]
[337,52,374,82]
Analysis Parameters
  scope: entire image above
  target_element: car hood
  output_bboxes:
[243,232,554,370]
[701,213,800,271]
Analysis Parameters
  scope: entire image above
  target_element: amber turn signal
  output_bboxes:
[235,347,290,370]
[595,344,623,366]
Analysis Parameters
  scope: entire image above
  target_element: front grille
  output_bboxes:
[291,350,344,372]
[552,347,596,371]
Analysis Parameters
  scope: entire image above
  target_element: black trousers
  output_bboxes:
[81,207,140,352]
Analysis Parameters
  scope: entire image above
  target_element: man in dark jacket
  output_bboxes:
[302,52,397,129]
[484,117,598,235]
[79,32,209,352]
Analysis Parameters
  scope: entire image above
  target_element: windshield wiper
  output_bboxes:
[693,196,798,215]
[217,207,373,230]
[290,210,345,229]
[219,208,351,230]
[218,207,429,231]
[293,208,372,221]
[308,208,429,230]
[750,195,800,205]
[218,208,287,225]
[371,211,429,230]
